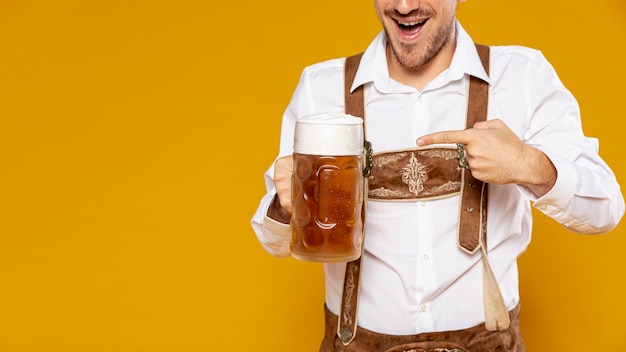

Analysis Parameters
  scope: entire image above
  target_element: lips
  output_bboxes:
[394,18,428,40]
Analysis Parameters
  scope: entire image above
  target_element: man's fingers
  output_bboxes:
[418,120,503,146]
[274,155,294,213]
[416,129,470,147]
[473,119,503,130]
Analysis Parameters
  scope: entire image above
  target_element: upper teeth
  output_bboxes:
[400,20,424,26]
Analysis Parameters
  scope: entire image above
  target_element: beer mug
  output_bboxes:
[290,112,365,263]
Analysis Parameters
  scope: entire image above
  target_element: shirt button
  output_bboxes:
[417,95,423,102]
[420,305,428,312]
[539,205,548,211]
[423,254,430,261]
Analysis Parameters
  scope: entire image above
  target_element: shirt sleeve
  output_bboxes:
[250,129,294,258]
[250,69,312,257]
[250,186,291,258]
[517,50,624,234]
[250,60,347,256]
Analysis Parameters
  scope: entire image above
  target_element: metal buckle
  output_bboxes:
[456,143,471,171]
[363,140,373,177]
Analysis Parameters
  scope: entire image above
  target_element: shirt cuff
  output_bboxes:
[261,195,292,257]
[519,156,578,217]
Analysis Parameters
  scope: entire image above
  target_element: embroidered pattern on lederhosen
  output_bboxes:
[368,146,462,201]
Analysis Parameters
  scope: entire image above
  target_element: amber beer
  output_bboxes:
[290,113,364,262]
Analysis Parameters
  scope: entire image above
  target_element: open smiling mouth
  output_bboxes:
[396,19,427,36]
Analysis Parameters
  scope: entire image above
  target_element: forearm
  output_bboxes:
[516,145,557,198]
[522,152,624,234]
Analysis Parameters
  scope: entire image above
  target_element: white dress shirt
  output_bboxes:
[251,21,624,335]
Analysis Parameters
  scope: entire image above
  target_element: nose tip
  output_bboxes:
[395,0,421,15]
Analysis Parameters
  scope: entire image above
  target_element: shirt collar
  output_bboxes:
[349,20,490,93]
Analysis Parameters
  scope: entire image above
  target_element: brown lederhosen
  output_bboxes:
[321,304,523,352]
[319,45,526,352]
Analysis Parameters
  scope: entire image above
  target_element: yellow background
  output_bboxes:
[1,0,625,351]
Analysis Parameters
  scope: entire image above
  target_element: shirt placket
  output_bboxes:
[412,91,437,332]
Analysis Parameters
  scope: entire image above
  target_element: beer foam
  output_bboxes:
[294,113,364,156]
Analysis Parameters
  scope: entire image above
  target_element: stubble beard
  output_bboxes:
[385,18,455,70]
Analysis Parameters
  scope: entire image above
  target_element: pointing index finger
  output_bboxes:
[416,129,471,147]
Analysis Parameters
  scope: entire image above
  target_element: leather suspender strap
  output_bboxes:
[459,43,490,254]
[344,53,365,121]
[337,53,366,346]
[463,44,510,332]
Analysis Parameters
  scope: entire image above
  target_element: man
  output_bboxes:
[251,0,624,351]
